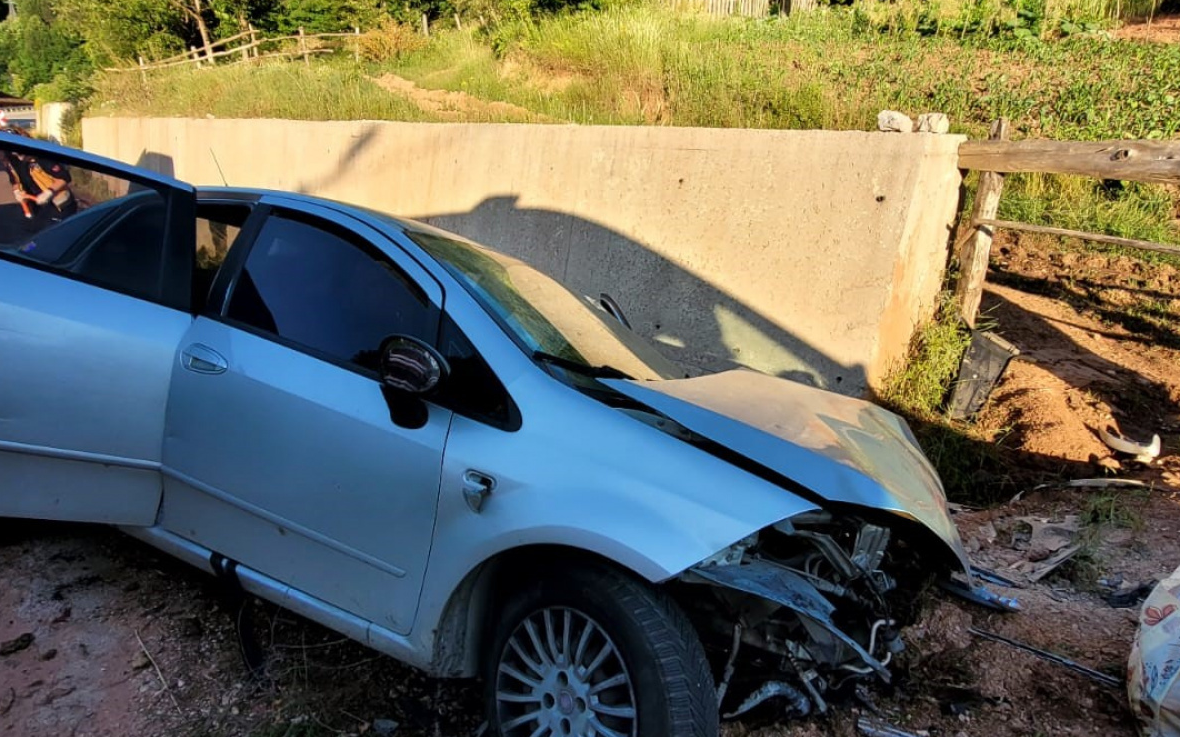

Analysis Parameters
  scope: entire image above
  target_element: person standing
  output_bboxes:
[1,126,77,230]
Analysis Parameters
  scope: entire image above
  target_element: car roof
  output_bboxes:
[195,186,470,245]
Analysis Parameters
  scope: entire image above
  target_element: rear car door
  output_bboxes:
[160,201,452,633]
[0,137,195,524]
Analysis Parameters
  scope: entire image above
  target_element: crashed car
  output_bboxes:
[0,136,973,736]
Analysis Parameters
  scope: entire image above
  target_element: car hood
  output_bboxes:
[601,369,970,573]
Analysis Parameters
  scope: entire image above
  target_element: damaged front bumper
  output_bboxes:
[677,510,966,718]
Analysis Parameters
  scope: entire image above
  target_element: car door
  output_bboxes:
[160,202,453,634]
[0,136,195,524]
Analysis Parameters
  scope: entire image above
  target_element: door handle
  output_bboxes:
[181,343,228,375]
[462,470,495,513]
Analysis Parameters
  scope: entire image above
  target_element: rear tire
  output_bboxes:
[485,562,718,737]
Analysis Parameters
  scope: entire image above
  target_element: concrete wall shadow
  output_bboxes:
[418,196,868,391]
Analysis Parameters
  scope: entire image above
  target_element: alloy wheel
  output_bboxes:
[494,606,638,737]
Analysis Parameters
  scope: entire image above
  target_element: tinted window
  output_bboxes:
[194,203,250,312]
[226,214,432,373]
[437,313,519,430]
[0,147,170,303]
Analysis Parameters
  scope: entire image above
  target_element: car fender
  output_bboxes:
[410,379,821,674]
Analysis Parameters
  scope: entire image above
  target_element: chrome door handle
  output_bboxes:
[462,470,495,513]
[181,343,228,375]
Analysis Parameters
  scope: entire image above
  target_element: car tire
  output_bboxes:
[486,562,718,737]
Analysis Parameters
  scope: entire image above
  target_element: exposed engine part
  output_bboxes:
[851,524,891,573]
[681,514,939,721]
[697,533,757,568]
[715,624,743,706]
[792,662,828,714]
[723,681,811,719]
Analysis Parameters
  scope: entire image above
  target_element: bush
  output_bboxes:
[356,20,429,62]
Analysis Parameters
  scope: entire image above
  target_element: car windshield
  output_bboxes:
[403,228,684,382]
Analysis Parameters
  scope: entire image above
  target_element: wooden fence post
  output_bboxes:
[138,56,147,82]
[956,118,1011,327]
[249,23,258,58]
[421,13,430,37]
[354,27,360,63]
[190,46,201,67]
[455,12,462,29]
[299,27,309,65]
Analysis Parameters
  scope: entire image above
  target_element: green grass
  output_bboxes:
[94,61,440,122]
[877,296,1016,505]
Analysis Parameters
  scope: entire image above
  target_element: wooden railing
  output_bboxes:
[668,0,773,18]
[105,26,364,74]
[954,119,1180,326]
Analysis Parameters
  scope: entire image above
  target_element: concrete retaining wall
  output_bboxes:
[82,116,965,394]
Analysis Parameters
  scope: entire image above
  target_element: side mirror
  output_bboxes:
[599,293,632,330]
[379,335,449,395]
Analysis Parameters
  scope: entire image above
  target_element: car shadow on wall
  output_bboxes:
[416,195,869,394]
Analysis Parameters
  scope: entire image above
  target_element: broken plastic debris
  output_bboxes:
[857,715,922,737]
[1099,426,1162,461]
[940,577,1022,612]
[723,680,811,719]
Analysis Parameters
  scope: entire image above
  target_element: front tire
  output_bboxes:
[486,563,719,737]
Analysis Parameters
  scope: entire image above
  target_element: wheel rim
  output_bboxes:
[495,606,638,737]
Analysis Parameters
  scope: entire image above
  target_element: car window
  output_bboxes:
[225,213,433,373]
[437,312,520,430]
[194,202,250,312]
[0,152,170,302]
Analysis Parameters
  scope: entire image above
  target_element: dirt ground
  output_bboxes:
[1114,12,1180,43]
[4,233,1180,737]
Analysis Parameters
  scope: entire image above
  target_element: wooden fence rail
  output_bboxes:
[959,139,1180,185]
[954,121,1180,325]
[105,28,361,73]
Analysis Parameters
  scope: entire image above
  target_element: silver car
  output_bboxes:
[0,136,973,736]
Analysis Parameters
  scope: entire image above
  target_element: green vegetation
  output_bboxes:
[877,296,1010,504]
[97,62,439,121]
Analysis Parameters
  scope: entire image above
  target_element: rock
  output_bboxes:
[131,650,152,671]
[373,718,400,736]
[0,633,34,656]
[916,112,951,133]
[36,685,75,706]
[877,110,914,133]
[40,649,57,661]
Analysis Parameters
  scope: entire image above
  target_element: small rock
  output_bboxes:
[373,718,400,736]
[40,649,57,661]
[0,633,34,656]
[131,650,151,671]
[877,110,914,133]
[916,112,950,133]
[179,617,203,638]
[36,685,75,706]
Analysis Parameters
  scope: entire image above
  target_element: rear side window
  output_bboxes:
[225,214,434,373]
[0,153,170,303]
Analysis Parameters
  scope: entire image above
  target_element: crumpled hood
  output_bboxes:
[602,369,970,573]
